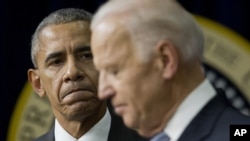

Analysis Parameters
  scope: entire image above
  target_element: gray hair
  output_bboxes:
[91,0,204,63]
[31,8,92,68]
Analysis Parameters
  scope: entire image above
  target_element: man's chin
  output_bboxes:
[123,116,155,138]
[68,101,93,110]
[136,128,156,138]
[122,114,140,131]
[66,102,100,116]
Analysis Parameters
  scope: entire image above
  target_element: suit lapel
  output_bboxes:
[45,126,55,141]
[34,126,55,141]
[107,112,138,141]
[178,89,229,141]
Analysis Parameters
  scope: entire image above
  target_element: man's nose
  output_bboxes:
[63,60,85,82]
[98,71,115,100]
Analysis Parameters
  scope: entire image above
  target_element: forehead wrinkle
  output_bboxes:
[38,22,90,51]
[40,22,90,42]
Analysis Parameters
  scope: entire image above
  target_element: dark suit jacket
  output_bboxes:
[33,105,147,141]
[178,89,250,141]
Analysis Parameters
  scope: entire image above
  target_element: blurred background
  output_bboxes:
[1,0,250,141]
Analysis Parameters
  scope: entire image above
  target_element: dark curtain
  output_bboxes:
[178,0,250,41]
[1,0,249,140]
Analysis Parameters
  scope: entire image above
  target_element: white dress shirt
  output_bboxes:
[55,108,111,141]
[164,79,216,141]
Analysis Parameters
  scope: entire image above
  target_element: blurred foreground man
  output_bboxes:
[90,0,250,141]
[28,8,147,141]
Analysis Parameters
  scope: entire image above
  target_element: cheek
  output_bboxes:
[40,71,63,100]
[40,80,61,108]
[92,71,99,85]
[117,68,145,98]
[43,69,62,85]
[85,68,99,87]
[123,70,157,109]
[118,77,141,105]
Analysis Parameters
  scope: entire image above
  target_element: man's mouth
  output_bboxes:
[62,89,96,104]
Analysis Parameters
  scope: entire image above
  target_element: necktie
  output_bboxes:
[150,132,170,141]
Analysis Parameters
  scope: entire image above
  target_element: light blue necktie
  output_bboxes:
[150,132,170,141]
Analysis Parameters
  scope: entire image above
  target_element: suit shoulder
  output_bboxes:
[32,129,54,141]
[109,113,148,141]
[33,133,48,141]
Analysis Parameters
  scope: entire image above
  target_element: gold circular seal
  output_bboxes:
[7,16,250,141]
[196,15,250,102]
[7,84,54,141]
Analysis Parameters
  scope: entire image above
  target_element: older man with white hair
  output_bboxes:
[90,0,250,141]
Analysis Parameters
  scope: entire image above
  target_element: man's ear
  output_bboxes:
[156,40,178,79]
[27,69,46,97]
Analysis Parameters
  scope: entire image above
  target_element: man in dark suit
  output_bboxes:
[90,0,250,141]
[28,8,147,141]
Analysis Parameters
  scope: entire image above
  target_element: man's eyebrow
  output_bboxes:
[75,46,91,53]
[44,46,91,63]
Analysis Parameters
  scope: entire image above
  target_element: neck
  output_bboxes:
[142,61,205,138]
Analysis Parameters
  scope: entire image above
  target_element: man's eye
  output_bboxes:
[80,53,93,60]
[112,70,118,76]
[49,59,63,66]
[110,68,119,76]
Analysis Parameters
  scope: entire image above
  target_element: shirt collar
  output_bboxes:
[55,108,111,141]
[164,79,216,141]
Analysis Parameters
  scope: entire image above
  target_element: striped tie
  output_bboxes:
[150,132,170,141]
